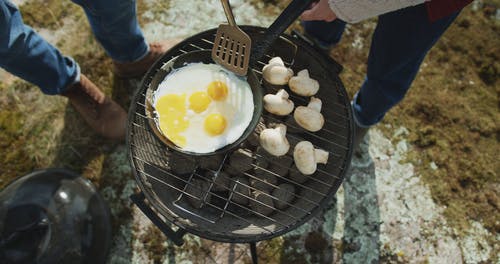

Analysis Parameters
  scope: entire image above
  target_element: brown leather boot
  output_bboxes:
[113,40,181,78]
[62,74,127,140]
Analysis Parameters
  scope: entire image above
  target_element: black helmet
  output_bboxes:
[0,169,112,264]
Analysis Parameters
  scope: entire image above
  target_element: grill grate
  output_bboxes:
[128,26,353,243]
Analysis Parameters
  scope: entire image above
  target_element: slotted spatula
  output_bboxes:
[211,0,251,76]
[213,0,317,76]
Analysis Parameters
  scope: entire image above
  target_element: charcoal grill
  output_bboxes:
[128,26,353,262]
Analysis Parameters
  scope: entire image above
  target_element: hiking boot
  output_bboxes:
[113,40,181,78]
[62,74,127,140]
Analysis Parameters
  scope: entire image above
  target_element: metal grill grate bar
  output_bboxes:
[135,158,303,226]
[179,173,306,223]
[131,140,327,209]
[207,170,317,215]
[138,167,278,234]
[133,149,320,219]
[135,158,286,227]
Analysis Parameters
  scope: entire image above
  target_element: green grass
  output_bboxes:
[19,0,81,30]
[0,85,35,186]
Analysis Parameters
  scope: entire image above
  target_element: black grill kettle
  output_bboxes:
[0,169,111,264]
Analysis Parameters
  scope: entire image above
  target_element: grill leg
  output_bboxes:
[250,242,258,264]
[130,193,186,246]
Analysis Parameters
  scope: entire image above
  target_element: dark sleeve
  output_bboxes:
[425,0,473,22]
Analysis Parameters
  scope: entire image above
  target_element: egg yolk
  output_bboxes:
[156,93,189,147]
[188,91,211,113]
[204,113,227,136]
[207,81,228,101]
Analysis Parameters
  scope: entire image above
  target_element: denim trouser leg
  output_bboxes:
[352,5,460,127]
[0,0,148,95]
[0,0,79,95]
[302,19,347,47]
[71,0,148,63]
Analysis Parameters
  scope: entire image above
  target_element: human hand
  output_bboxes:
[300,0,336,22]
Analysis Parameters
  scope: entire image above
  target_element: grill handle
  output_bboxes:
[250,0,317,64]
[130,192,186,246]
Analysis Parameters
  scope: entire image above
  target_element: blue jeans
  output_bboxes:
[303,4,460,127]
[0,0,148,95]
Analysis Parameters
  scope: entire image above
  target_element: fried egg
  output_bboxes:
[153,63,254,153]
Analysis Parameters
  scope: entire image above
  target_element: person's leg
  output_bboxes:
[71,0,174,78]
[0,0,126,140]
[0,0,78,95]
[70,0,147,62]
[352,4,460,130]
[301,19,347,48]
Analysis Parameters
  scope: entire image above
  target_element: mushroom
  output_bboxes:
[259,124,290,157]
[289,69,320,96]
[263,89,294,116]
[293,141,329,175]
[262,57,294,85]
[293,97,325,132]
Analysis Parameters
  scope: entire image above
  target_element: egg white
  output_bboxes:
[153,63,254,153]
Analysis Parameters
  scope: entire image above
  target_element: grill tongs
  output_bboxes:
[212,0,318,76]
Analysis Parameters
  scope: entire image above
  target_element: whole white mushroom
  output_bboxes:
[289,69,320,96]
[293,141,329,175]
[259,124,290,157]
[262,57,294,85]
[293,97,325,132]
[263,89,294,116]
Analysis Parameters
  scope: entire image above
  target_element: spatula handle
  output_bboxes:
[221,0,237,27]
[251,0,317,64]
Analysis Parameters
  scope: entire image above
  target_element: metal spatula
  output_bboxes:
[212,0,251,76]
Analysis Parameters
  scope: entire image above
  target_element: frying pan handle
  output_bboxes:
[221,0,237,27]
[130,192,186,246]
[250,0,317,64]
